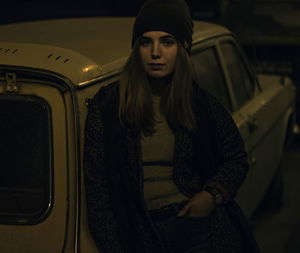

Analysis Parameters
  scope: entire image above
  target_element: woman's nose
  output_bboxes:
[151,42,161,59]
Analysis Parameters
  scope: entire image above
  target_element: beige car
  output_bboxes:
[0,17,295,253]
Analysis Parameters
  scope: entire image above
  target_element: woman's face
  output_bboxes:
[139,31,178,79]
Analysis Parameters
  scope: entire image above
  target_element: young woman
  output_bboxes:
[84,0,260,253]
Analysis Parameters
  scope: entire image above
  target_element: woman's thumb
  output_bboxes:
[177,203,190,217]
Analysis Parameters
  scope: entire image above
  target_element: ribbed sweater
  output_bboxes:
[142,95,188,210]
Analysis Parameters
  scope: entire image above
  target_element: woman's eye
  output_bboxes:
[140,40,151,46]
[162,39,175,46]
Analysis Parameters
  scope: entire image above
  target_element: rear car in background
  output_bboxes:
[0,17,295,252]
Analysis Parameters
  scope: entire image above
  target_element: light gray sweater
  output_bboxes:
[142,96,188,210]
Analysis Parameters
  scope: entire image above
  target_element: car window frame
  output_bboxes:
[191,37,233,111]
[215,35,261,112]
[0,93,53,225]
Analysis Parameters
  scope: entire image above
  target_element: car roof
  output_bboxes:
[0,17,230,87]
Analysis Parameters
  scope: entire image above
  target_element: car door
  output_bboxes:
[0,71,75,253]
[218,37,289,216]
[191,40,252,215]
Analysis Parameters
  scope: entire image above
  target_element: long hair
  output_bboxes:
[118,37,196,137]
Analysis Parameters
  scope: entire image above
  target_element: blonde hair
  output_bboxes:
[118,38,196,137]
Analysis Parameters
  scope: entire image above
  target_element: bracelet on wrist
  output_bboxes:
[203,185,223,205]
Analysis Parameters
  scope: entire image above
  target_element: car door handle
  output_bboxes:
[246,114,258,133]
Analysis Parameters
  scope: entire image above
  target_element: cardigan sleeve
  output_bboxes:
[84,87,125,253]
[203,91,249,203]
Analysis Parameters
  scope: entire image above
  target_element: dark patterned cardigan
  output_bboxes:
[84,81,260,253]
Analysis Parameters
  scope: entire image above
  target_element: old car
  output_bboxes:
[0,17,295,253]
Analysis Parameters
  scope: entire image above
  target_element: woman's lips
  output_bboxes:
[149,63,165,70]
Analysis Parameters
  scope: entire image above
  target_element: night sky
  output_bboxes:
[0,0,239,24]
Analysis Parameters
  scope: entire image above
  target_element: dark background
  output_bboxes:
[0,0,224,24]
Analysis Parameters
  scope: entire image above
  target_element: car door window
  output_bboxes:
[192,46,231,111]
[221,42,255,109]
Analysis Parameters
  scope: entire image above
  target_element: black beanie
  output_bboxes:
[132,0,194,51]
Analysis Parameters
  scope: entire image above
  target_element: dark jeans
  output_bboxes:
[150,202,211,253]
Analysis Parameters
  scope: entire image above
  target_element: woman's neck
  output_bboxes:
[148,75,172,96]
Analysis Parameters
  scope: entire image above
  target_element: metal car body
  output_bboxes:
[0,17,295,253]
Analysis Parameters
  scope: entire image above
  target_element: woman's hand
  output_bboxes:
[177,191,215,217]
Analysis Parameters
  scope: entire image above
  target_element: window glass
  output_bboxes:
[0,95,51,224]
[221,42,254,108]
[192,46,231,111]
